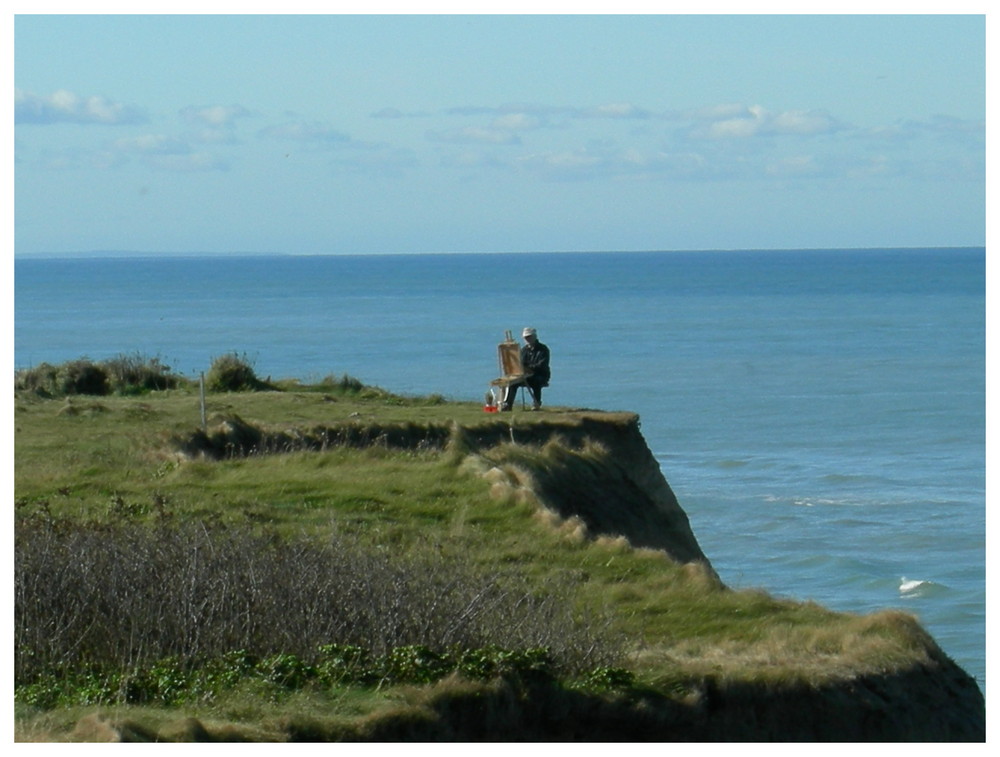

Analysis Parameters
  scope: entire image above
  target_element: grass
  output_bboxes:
[13,367,955,741]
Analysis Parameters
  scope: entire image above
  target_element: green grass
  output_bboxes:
[13,379,948,741]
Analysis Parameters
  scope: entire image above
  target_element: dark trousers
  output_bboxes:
[503,377,544,409]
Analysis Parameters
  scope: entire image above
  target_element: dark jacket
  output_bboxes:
[521,341,550,386]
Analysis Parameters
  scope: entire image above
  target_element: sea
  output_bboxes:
[12,248,986,691]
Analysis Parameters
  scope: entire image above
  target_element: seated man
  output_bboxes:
[502,327,551,410]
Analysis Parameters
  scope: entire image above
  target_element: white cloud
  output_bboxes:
[114,134,191,155]
[861,123,913,141]
[856,115,983,150]
[258,121,352,145]
[579,103,651,119]
[692,104,846,140]
[765,155,820,177]
[490,113,543,131]
[421,98,980,187]
[533,150,602,170]
[189,128,241,146]
[107,133,228,172]
[329,147,419,176]
[15,88,147,126]
[177,104,253,145]
[439,150,505,170]
[845,154,898,179]
[180,104,252,128]
[685,103,748,121]
[706,115,762,139]
[31,146,126,171]
[146,152,230,172]
[446,102,650,123]
[513,147,684,182]
[769,110,841,135]
[24,135,227,173]
[914,115,985,150]
[427,127,521,145]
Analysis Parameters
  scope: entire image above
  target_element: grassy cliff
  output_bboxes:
[13,363,985,741]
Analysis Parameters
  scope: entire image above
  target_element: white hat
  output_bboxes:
[522,327,537,337]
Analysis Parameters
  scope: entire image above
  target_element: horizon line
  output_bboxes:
[12,245,985,261]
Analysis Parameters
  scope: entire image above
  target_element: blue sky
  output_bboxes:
[12,9,987,255]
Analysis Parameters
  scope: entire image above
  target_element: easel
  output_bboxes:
[487,330,529,410]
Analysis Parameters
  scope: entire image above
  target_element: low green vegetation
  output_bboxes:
[16,352,183,396]
[17,643,600,711]
[13,355,946,741]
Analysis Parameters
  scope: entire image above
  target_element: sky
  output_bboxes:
[10,7,988,256]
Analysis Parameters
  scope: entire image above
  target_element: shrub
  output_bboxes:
[56,359,109,395]
[315,644,374,685]
[101,352,181,394]
[318,373,398,401]
[205,352,265,392]
[14,362,60,396]
[381,645,450,684]
[14,643,613,708]
[259,653,316,690]
[13,358,110,396]
[321,373,366,393]
[578,666,636,691]
[15,354,184,397]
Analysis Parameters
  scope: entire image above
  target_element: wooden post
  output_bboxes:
[199,372,207,431]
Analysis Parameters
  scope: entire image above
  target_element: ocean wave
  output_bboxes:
[821,472,878,484]
[788,497,856,508]
[899,577,946,598]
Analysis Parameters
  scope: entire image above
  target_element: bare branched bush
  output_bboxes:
[14,521,622,685]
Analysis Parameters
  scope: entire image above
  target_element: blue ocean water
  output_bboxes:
[13,248,985,690]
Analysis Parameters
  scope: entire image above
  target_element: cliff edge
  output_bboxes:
[171,406,985,741]
[459,411,712,566]
[178,409,709,566]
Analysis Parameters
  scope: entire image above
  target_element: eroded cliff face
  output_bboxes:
[460,412,711,566]
[171,409,985,741]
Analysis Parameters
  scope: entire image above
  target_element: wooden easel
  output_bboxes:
[489,330,529,409]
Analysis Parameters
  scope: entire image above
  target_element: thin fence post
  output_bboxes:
[200,372,207,431]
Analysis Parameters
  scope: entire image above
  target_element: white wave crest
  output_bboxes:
[899,577,932,596]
